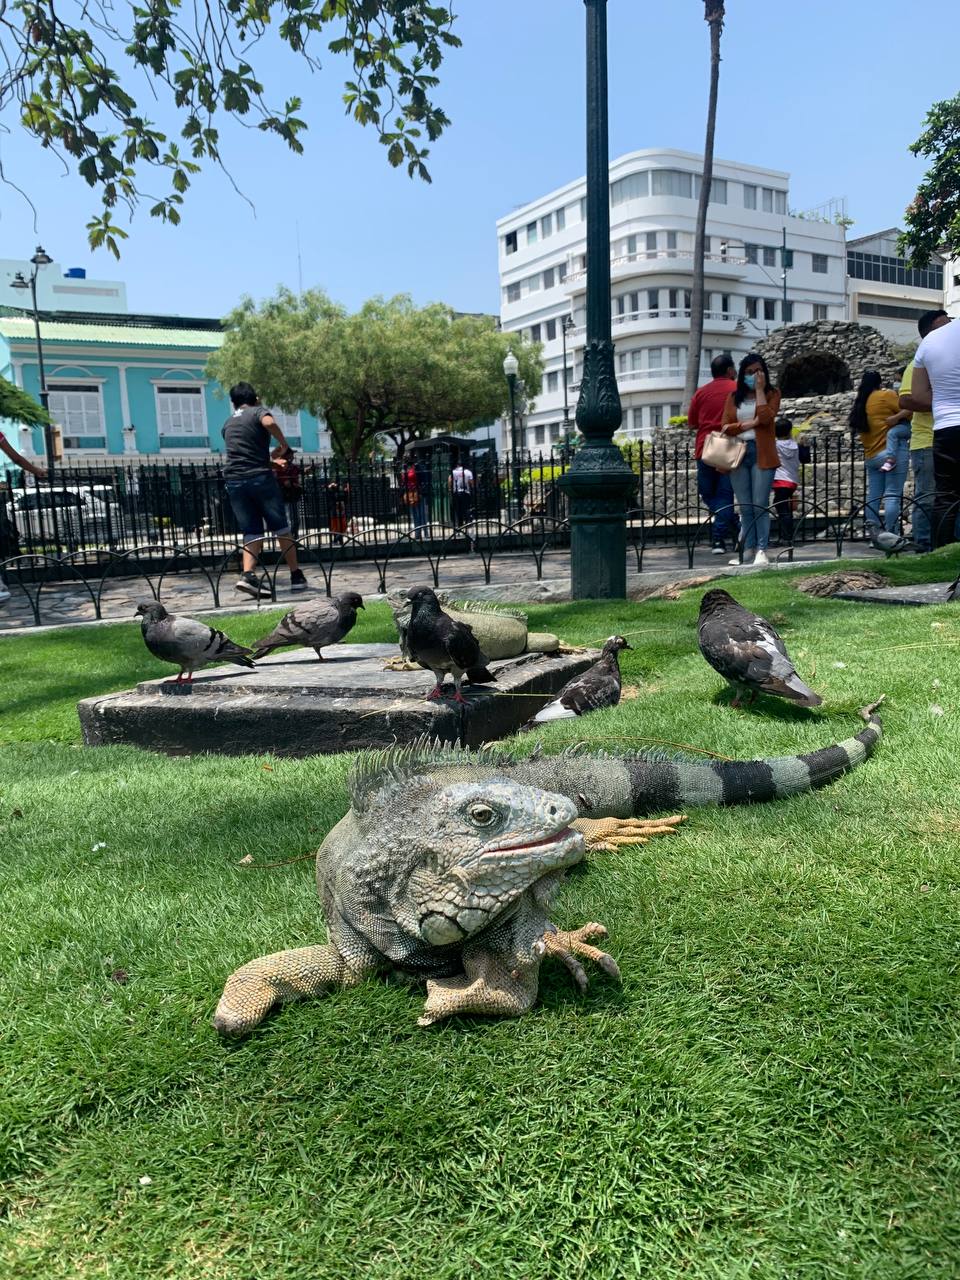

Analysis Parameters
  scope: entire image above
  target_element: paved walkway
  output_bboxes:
[0,540,884,633]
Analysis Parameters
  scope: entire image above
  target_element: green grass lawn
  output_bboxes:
[1,554,959,1278]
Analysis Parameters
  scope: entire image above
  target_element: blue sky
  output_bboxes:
[1,0,957,319]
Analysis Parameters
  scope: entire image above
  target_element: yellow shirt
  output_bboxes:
[900,361,933,451]
[860,389,902,460]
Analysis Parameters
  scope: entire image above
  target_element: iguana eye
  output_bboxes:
[467,802,498,828]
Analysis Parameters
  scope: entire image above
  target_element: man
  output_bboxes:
[221,383,307,597]
[909,313,960,548]
[449,455,474,530]
[687,353,739,553]
[0,429,47,604]
[899,309,952,552]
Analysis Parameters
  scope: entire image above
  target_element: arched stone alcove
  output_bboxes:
[778,350,853,398]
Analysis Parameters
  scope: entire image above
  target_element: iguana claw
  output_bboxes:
[570,814,686,851]
[543,922,621,992]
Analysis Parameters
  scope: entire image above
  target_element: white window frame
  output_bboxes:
[48,381,107,453]
[155,384,207,446]
[265,407,301,439]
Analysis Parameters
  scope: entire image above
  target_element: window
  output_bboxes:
[812,253,829,274]
[557,261,568,283]
[534,424,546,445]
[506,281,521,303]
[743,184,757,209]
[157,385,206,444]
[745,244,759,265]
[564,366,573,385]
[579,195,587,220]
[650,405,663,428]
[631,407,644,433]
[668,348,681,369]
[710,178,728,204]
[541,212,553,238]
[846,250,942,291]
[651,169,693,198]
[525,274,541,294]
[763,246,777,267]
[782,300,794,322]
[556,206,566,231]
[529,323,541,343]
[545,318,557,341]
[526,221,537,245]
[669,403,682,418]
[546,370,559,392]
[813,304,829,321]
[781,248,794,269]
[858,301,931,322]
[543,267,555,290]
[761,187,774,213]
[550,423,560,441]
[775,191,787,214]
[668,289,691,314]
[645,231,658,254]
[48,384,105,449]
[505,230,517,255]
[763,298,776,321]
[720,293,730,314]
[746,297,759,319]
[266,407,301,440]
[647,288,660,316]
[647,347,663,369]
[666,230,678,251]
[609,171,649,204]
[626,234,637,256]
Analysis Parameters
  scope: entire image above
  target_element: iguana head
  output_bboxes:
[347,747,583,949]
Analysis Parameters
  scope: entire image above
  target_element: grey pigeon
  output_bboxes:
[406,586,495,703]
[251,592,364,661]
[869,529,912,557]
[947,571,959,603]
[521,635,631,730]
[135,600,255,684]
[698,588,822,709]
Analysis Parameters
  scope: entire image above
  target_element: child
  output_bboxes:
[879,419,911,473]
[771,417,809,545]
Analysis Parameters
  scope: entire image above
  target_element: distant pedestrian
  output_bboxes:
[906,312,960,547]
[771,417,810,545]
[0,429,47,604]
[899,308,951,551]
[449,456,474,530]
[849,371,911,536]
[721,352,781,567]
[402,455,430,539]
[221,383,307,597]
[272,445,303,543]
[687,352,741,553]
[327,478,349,545]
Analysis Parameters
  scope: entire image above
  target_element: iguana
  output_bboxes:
[386,590,561,669]
[213,702,883,1034]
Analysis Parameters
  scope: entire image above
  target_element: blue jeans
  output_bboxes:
[696,459,739,544]
[225,472,291,541]
[729,441,775,551]
[910,447,935,552]
[864,437,909,533]
[881,421,912,463]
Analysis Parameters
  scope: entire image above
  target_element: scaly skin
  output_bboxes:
[213,704,883,1035]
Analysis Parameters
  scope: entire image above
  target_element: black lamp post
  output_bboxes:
[561,313,575,430]
[503,349,521,522]
[11,246,55,478]
[557,0,636,598]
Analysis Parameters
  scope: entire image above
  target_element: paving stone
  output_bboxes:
[77,642,600,757]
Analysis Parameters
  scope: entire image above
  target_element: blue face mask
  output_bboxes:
[744,373,757,390]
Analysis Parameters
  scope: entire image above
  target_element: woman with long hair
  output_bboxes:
[849,370,911,533]
[720,352,781,566]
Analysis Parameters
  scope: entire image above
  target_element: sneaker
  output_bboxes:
[290,569,308,593]
[235,572,269,599]
[879,457,895,473]
[711,541,726,555]
[752,549,769,567]
[728,556,744,566]
[0,584,10,604]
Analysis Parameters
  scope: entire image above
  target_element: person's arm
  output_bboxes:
[754,378,778,428]
[886,409,912,427]
[259,412,291,460]
[906,364,933,411]
[0,432,47,479]
[721,393,743,434]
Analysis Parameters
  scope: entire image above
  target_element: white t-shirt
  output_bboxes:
[451,466,474,493]
[736,398,756,442]
[913,319,960,431]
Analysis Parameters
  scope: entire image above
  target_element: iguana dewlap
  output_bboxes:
[213,705,883,1034]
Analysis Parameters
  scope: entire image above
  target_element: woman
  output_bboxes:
[849,371,911,534]
[721,352,781,567]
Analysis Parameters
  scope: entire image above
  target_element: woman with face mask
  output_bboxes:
[720,352,781,566]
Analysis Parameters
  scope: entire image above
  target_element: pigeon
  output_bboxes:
[947,570,959,603]
[521,635,631,730]
[869,529,912,558]
[135,600,255,683]
[405,585,496,703]
[697,589,822,709]
[250,592,364,661]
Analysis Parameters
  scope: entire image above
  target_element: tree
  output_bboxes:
[683,1,725,410]
[207,289,543,461]
[0,2,459,256]
[899,93,960,267]
[0,376,49,426]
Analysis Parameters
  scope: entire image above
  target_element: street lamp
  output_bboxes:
[10,245,55,477]
[560,313,575,430]
[503,348,521,522]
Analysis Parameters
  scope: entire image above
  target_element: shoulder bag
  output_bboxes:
[701,428,746,473]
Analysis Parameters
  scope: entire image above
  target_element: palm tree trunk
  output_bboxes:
[683,3,725,410]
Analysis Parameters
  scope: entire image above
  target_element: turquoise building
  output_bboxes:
[0,310,329,462]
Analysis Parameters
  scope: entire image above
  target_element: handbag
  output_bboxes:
[702,429,746,473]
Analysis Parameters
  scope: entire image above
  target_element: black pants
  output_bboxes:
[933,425,960,548]
[452,492,472,528]
[772,485,796,544]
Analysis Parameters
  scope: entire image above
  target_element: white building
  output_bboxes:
[497,148,848,445]
[0,257,128,314]
[943,256,960,318]
[845,230,945,345]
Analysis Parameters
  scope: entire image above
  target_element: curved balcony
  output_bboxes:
[569,309,744,342]
[565,249,749,289]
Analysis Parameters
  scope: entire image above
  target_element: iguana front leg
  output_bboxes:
[417,944,543,1027]
[571,813,686,851]
[213,944,372,1036]
[543,922,621,990]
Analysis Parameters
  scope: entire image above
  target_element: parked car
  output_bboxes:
[4,486,124,550]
